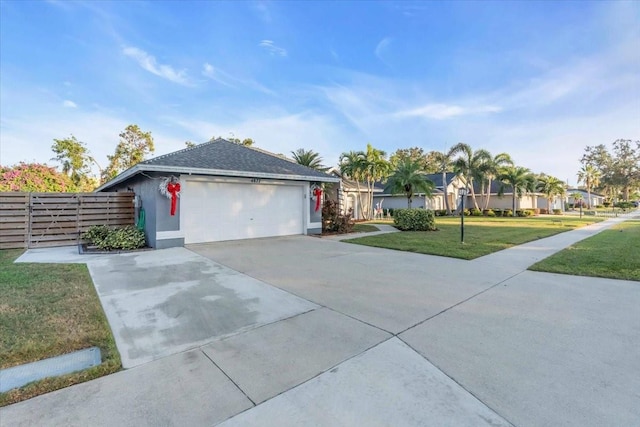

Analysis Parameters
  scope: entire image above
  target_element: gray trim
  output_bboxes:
[155,237,185,249]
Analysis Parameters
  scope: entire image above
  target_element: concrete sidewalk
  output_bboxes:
[2,213,638,426]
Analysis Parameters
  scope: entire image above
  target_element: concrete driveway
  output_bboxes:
[2,218,639,426]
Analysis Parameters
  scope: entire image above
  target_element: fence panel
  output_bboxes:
[0,192,135,249]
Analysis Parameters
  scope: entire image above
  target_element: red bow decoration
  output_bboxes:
[313,187,322,212]
[167,182,181,216]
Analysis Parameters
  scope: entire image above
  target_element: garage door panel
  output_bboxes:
[183,181,304,243]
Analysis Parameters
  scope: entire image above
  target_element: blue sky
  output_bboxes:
[1,0,638,185]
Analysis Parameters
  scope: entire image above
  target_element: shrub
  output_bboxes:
[387,208,395,217]
[602,201,611,207]
[524,209,534,217]
[595,205,604,209]
[462,209,470,216]
[434,209,447,216]
[539,208,548,215]
[393,208,436,231]
[82,225,146,251]
[515,210,525,217]
[493,209,502,217]
[470,208,482,216]
[552,209,562,215]
[486,209,496,217]
[505,209,513,217]
[322,199,354,234]
[614,201,633,209]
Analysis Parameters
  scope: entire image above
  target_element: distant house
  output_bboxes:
[566,188,605,207]
[373,173,466,213]
[468,181,549,211]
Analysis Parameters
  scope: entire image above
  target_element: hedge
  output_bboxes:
[393,208,436,231]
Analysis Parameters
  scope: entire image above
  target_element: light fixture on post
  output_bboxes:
[458,188,468,244]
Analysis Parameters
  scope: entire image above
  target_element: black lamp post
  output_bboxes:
[459,188,467,244]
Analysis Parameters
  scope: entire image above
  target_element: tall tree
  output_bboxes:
[103,125,155,182]
[362,144,391,220]
[384,158,435,208]
[184,141,196,148]
[537,174,566,212]
[577,164,601,208]
[610,139,640,201]
[389,147,439,173]
[431,143,468,215]
[290,148,327,171]
[481,152,513,210]
[339,150,367,218]
[497,166,536,216]
[452,144,490,210]
[51,135,97,191]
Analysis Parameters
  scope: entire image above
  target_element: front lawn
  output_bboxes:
[0,249,121,406]
[529,220,640,281]
[352,223,379,233]
[345,216,604,260]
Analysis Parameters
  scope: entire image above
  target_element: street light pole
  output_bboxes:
[459,188,467,244]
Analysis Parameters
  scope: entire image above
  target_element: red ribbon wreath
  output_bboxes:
[167,182,181,216]
[313,187,322,212]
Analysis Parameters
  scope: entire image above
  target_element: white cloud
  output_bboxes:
[122,46,191,86]
[202,63,275,95]
[259,40,287,57]
[374,37,392,61]
[396,103,502,120]
[62,100,78,108]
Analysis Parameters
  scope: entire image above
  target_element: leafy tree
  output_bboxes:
[581,140,640,201]
[577,164,601,208]
[184,141,196,148]
[291,148,328,171]
[0,163,77,192]
[103,125,155,182]
[228,137,255,146]
[480,152,513,210]
[362,144,391,220]
[51,135,97,191]
[339,150,367,218]
[389,147,439,173]
[537,174,565,212]
[452,144,490,210]
[385,158,435,208]
[497,166,536,216]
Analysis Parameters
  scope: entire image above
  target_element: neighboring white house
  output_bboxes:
[373,173,467,213]
[565,188,606,207]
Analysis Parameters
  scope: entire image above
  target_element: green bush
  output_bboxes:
[552,209,562,215]
[505,209,513,217]
[393,208,436,231]
[82,225,146,251]
[595,205,604,209]
[434,209,447,216]
[470,208,482,216]
[614,201,633,209]
[524,209,534,217]
[602,201,611,207]
[485,209,496,217]
[462,209,470,216]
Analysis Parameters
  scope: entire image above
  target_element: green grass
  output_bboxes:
[529,220,640,281]
[345,216,604,260]
[352,223,379,233]
[0,249,121,406]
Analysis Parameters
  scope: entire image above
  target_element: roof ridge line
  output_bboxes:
[144,139,220,163]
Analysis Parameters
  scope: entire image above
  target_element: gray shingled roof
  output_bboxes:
[141,138,334,179]
[97,138,338,191]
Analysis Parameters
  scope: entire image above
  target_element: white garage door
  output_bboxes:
[182,180,304,243]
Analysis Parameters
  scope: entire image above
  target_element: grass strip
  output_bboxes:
[0,249,121,406]
[529,220,640,281]
[346,216,603,260]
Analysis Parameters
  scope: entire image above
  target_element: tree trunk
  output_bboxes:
[512,193,517,216]
[469,178,480,210]
[484,178,493,210]
[354,181,365,220]
[587,188,592,208]
[407,197,412,209]
[443,170,451,215]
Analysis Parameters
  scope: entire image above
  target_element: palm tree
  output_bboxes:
[497,166,536,216]
[362,144,391,220]
[537,174,565,212]
[339,151,367,218]
[577,164,601,208]
[291,148,327,171]
[481,152,513,210]
[452,144,490,210]
[385,159,435,208]
[432,143,468,215]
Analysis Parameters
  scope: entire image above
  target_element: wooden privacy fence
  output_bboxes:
[0,192,135,249]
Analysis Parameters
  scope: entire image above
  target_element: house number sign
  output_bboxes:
[251,178,261,183]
